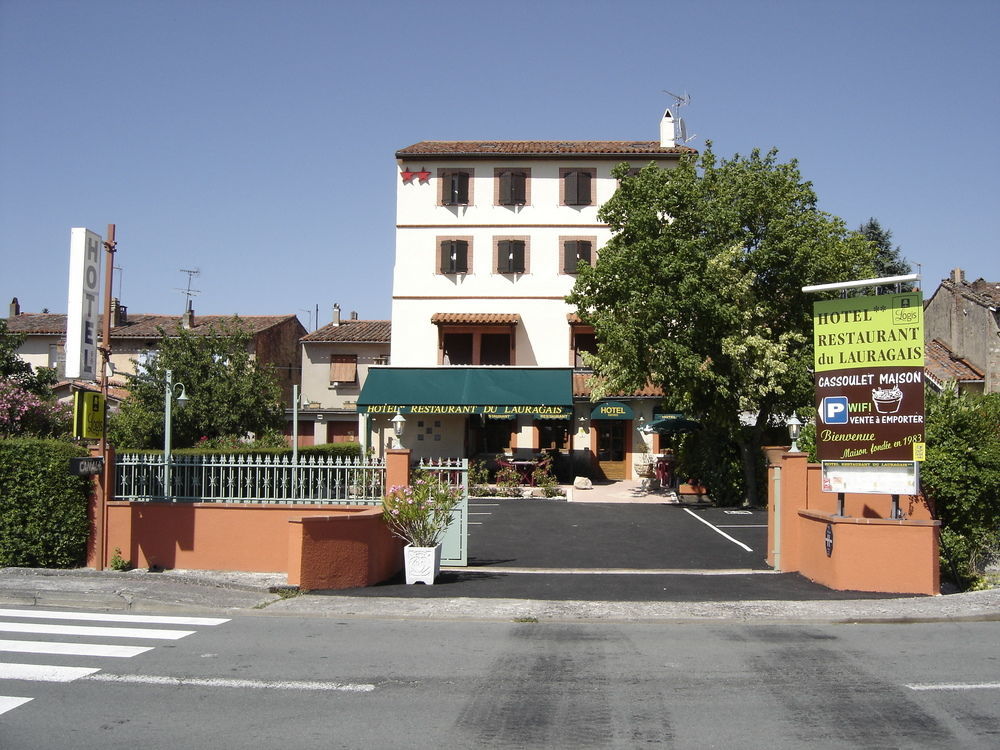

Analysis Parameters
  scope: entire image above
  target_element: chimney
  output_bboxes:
[350,311,358,321]
[9,297,20,317]
[332,303,341,326]
[950,268,965,285]
[109,298,128,327]
[181,301,195,329]
[659,109,675,148]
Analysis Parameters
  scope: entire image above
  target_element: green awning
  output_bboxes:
[357,367,573,418]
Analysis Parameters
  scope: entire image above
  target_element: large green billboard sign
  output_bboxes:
[813,292,925,467]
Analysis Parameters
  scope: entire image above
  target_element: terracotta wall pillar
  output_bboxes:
[385,449,411,492]
[775,451,808,573]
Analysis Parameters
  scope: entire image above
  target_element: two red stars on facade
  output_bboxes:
[400,168,432,183]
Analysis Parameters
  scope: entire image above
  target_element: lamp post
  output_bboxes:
[163,369,188,499]
[390,410,406,449]
[786,414,802,453]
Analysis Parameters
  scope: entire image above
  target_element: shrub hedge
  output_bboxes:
[0,438,91,568]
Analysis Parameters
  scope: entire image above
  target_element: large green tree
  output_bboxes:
[858,217,914,292]
[108,319,284,449]
[567,144,874,505]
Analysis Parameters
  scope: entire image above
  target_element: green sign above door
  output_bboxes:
[590,401,634,420]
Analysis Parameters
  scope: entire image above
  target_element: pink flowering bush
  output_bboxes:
[381,471,463,547]
[0,380,69,438]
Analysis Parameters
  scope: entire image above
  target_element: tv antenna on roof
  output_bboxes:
[662,89,697,143]
[176,268,201,311]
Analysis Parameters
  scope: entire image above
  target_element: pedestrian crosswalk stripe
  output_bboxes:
[0,696,33,715]
[0,608,228,627]
[0,639,153,658]
[87,673,376,693]
[0,622,195,640]
[0,663,101,682]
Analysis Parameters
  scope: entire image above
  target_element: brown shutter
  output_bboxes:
[330,354,357,383]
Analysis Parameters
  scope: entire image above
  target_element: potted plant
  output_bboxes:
[382,473,463,584]
[633,438,655,478]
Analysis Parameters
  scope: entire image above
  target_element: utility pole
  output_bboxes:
[96,224,117,570]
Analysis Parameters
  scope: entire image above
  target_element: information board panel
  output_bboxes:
[821,461,918,495]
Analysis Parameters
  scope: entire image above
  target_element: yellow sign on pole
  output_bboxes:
[73,391,105,439]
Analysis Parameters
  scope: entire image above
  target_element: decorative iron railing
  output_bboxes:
[413,456,469,496]
[116,453,387,504]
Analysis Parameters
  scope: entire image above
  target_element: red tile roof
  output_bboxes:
[4,313,301,338]
[430,313,521,325]
[925,339,985,385]
[302,320,391,343]
[573,372,664,399]
[396,141,696,159]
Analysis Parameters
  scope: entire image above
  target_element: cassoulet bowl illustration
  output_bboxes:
[872,385,903,414]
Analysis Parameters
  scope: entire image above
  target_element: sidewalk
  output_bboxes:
[2,566,999,624]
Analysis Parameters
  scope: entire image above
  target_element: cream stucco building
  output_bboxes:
[359,113,695,480]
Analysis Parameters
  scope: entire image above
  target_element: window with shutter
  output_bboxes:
[563,169,593,206]
[441,239,469,273]
[498,170,527,205]
[443,171,470,205]
[498,239,525,274]
[563,240,592,273]
[329,354,358,384]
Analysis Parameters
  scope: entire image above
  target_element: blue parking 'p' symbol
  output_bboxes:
[821,396,849,424]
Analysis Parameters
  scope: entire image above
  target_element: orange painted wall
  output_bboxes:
[105,502,380,573]
[288,513,403,590]
[767,452,940,596]
[796,510,939,595]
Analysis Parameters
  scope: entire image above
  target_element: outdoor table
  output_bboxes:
[511,460,537,485]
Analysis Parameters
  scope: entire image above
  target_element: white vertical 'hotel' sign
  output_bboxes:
[65,228,103,380]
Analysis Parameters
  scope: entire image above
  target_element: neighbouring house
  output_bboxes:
[357,111,696,479]
[4,297,305,405]
[287,303,390,448]
[923,269,1000,393]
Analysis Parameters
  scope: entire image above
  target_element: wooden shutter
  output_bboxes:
[565,170,592,205]
[500,170,526,205]
[329,354,357,383]
[564,240,591,272]
[509,239,525,272]
[443,239,468,273]
[446,171,469,205]
[499,240,524,273]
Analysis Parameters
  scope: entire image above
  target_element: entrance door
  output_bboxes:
[595,420,627,480]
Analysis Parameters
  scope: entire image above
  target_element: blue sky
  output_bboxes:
[2,0,997,328]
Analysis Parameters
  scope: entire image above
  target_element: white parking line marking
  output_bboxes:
[906,682,1000,691]
[0,663,101,682]
[0,639,153,658]
[87,673,375,692]
[0,609,228,627]
[683,508,753,552]
[0,696,33,714]
[0,622,194,640]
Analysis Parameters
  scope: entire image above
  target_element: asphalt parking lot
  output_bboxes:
[316,498,899,602]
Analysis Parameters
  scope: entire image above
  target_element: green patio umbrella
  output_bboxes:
[643,413,701,434]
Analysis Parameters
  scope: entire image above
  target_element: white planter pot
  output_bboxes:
[404,544,442,585]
